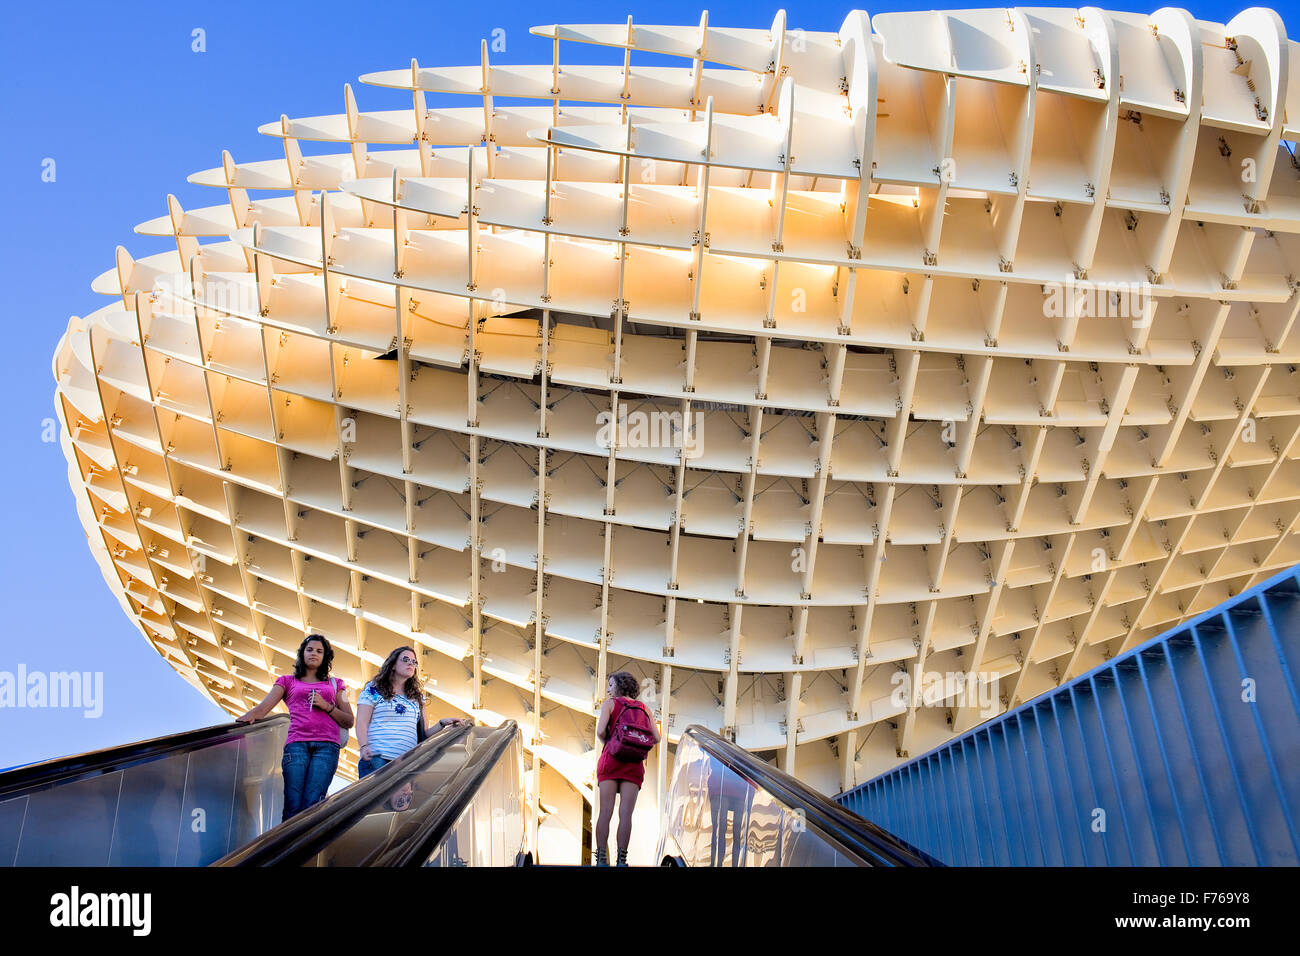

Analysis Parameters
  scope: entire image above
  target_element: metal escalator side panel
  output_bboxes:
[418,728,528,867]
[368,721,527,867]
[215,720,474,867]
[0,717,289,866]
[0,715,290,799]
[659,726,942,867]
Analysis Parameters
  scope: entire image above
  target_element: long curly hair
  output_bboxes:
[369,646,425,703]
[293,633,334,681]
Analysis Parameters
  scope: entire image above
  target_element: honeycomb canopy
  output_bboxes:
[52,6,1300,857]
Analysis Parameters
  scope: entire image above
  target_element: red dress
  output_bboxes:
[596,697,647,787]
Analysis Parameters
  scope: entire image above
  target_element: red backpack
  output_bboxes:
[606,698,656,762]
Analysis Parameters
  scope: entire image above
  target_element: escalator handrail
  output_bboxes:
[682,724,943,866]
[214,720,475,867]
[0,715,290,800]
[369,720,520,867]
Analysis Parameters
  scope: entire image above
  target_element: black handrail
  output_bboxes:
[214,720,474,866]
[368,720,520,867]
[682,724,943,866]
[0,716,290,800]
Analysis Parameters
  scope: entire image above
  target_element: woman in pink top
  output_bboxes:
[237,633,355,820]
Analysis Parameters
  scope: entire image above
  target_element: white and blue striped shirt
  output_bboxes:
[359,683,420,759]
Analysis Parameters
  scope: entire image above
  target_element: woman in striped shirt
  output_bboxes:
[356,646,464,777]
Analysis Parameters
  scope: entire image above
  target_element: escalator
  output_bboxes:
[658,724,944,867]
[215,719,529,866]
[0,716,290,866]
[3,714,931,867]
[0,715,528,868]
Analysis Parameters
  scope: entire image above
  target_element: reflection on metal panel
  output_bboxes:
[297,724,527,867]
[662,733,860,866]
[660,725,940,865]
[422,728,528,867]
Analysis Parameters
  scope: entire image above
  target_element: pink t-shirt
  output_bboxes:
[275,674,346,744]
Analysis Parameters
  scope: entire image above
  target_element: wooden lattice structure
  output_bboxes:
[53,7,1300,860]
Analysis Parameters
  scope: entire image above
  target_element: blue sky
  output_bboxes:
[0,0,1291,769]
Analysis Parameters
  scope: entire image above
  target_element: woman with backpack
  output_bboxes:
[236,633,354,820]
[593,671,660,866]
[356,645,465,777]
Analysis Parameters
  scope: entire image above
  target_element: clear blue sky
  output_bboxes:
[0,0,1290,770]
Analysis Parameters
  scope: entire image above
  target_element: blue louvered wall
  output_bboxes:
[836,565,1300,865]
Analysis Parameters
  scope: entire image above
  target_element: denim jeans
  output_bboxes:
[281,740,340,820]
[357,754,392,778]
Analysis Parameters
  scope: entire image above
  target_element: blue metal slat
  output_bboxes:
[1162,635,1230,865]
[991,721,1033,866]
[859,757,878,823]
[1223,599,1300,861]
[1011,711,1051,865]
[1191,619,1276,864]
[912,759,935,858]
[1132,646,1194,865]
[1050,686,1102,868]
[1110,656,1172,864]
[948,740,976,865]
[970,727,1012,866]
[1044,692,1089,865]
[1025,704,1068,865]
[1091,669,1154,863]
[936,747,972,865]
[1257,574,1300,718]
[1087,671,1138,865]
[1168,623,1259,864]
[1140,637,1220,865]
[967,732,1002,866]
[998,717,1040,868]
[1069,681,1115,865]
[882,762,909,856]
[878,768,896,840]
[895,761,919,857]
[987,723,1029,868]
[957,736,994,866]
[887,763,910,855]
[848,785,864,822]
[949,744,982,866]
[890,766,905,836]
[912,760,936,859]
[872,770,892,846]
[1057,685,1108,865]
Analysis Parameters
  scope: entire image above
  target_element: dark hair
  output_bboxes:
[608,671,640,699]
[293,633,334,681]
[369,646,425,704]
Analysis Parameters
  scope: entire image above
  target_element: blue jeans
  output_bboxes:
[281,741,340,820]
[357,754,392,778]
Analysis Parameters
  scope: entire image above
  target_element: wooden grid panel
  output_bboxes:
[53,8,1300,850]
